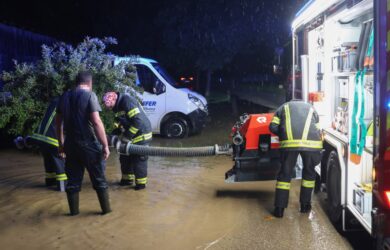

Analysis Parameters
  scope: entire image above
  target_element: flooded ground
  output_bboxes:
[0,102,366,249]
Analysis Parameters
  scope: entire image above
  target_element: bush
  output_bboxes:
[0,37,140,136]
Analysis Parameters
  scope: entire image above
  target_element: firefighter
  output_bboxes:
[103,91,152,190]
[269,100,323,218]
[29,97,67,191]
[56,71,111,215]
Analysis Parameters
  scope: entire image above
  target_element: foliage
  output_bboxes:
[156,0,297,95]
[157,0,296,72]
[0,37,139,136]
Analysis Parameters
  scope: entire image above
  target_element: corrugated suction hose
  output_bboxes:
[108,135,231,157]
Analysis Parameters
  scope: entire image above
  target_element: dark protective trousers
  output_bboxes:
[40,143,66,181]
[119,141,148,185]
[64,140,108,193]
[274,150,322,208]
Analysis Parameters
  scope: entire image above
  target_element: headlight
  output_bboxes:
[188,94,206,112]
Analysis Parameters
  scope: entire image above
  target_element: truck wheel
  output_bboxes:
[163,117,189,138]
[326,150,342,223]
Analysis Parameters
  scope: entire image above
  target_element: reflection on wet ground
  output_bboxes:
[0,102,368,249]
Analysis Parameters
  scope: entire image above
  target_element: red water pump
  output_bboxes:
[225,113,281,183]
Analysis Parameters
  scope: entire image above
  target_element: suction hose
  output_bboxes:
[108,135,231,157]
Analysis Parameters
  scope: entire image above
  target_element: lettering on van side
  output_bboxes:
[142,101,157,112]
[142,101,157,107]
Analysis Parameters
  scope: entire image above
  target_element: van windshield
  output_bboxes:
[151,63,180,88]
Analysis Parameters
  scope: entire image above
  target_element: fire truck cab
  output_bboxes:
[292,0,390,247]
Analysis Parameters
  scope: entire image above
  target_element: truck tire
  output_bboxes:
[326,150,342,223]
[163,117,189,138]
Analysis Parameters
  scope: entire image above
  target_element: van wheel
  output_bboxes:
[163,117,189,138]
[326,150,342,224]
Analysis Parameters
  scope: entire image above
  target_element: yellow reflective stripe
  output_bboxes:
[284,105,293,140]
[32,133,58,143]
[276,181,291,190]
[116,111,126,117]
[302,179,315,188]
[144,132,152,140]
[32,135,58,147]
[122,174,135,180]
[132,137,142,144]
[315,123,321,130]
[43,108,56,135]
[114,122,120,128]
[46,172,56,178]
[127,108,140,118]
[271,116,280,125]
[280,140,323,149]
[302,108,314,141]
[136,177,147,184]
[31,133,59,147]
[367,121,373,136]
[56,173,68,181]
[132,132,153,144]
[129,126,139,134]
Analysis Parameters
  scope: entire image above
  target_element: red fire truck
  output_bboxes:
[289,0,390,247]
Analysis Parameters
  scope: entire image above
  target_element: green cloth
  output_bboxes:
[350,29,374,157]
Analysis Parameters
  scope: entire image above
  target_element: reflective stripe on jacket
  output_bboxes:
[113,93,152,143]
[31,98,59,148]
[269,101,322,151]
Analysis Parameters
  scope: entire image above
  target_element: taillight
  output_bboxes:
[385,191,390,208]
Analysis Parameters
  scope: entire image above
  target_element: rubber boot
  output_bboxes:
[119,179,133,186]
[135,184,146,191]
[66,192,79,216]
[96,189,112,215]
[273,207,284,218]
[300,203,312,213]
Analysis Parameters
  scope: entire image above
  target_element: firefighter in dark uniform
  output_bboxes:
[269,100,323,218]
[29,97,67,191]
[56,71,111,215]
[103,92,152,190]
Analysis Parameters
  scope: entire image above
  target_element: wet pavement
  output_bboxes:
[0,103,367,249]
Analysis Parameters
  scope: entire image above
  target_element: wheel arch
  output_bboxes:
[323,134,348,207]
[160,112,192,134]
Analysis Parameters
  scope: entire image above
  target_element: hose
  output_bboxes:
[109,135,231,157]
[13,136,34,149]
[232,132,243,146]
[122,144,217,157]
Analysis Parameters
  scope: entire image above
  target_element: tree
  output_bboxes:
[0,37,139,136]
[157,0,296,96]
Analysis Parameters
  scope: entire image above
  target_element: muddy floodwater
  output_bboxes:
[0,103,354,249]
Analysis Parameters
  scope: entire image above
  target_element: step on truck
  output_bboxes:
[291,0,390,247]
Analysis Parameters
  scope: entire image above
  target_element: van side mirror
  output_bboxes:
[153,80,166,95]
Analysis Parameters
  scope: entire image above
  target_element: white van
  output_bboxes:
[115,56,208,138]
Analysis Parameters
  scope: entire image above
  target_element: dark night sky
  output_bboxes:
[0,0,306,75]
[1,0,171,56]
